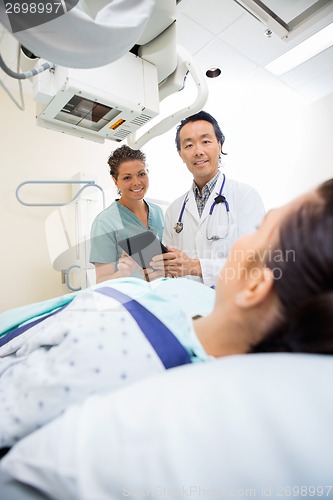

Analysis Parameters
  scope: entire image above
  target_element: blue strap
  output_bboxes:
[0,305,69,348]
[96,287,192,369]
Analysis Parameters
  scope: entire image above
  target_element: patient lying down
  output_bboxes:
[0,178,332,449]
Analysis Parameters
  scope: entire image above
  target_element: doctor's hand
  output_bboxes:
[149,245,202,279]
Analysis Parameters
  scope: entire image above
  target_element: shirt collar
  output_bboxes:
[192,170,221,197]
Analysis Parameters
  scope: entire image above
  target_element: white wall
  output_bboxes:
[144,73,333,210]
[0,94,115,311]
[1,84,332,311]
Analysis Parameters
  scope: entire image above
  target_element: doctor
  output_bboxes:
[149,111,266,287]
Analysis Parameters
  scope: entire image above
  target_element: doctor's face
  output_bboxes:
[178,120,222,188]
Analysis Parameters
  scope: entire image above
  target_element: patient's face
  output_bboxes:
[215,191,313,302]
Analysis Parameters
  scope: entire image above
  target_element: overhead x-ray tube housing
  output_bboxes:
[33,52,160,143]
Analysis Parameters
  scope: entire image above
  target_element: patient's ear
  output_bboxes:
[235,267,274,309]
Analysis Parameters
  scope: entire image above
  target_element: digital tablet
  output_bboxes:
[118,231,169,269]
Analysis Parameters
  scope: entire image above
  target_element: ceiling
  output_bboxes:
[1,0,333,107]
[175,0,333,103]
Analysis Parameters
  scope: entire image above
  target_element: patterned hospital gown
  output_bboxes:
[0,278,214,448]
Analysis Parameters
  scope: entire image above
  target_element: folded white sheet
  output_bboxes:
[2,354,333,500]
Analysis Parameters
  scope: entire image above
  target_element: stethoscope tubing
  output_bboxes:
[174,173,229,239]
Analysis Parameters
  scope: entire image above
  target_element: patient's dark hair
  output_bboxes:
[108,145,146,179]
[175,110,226,154]
[252,178,333,355]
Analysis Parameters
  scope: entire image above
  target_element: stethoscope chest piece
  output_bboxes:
[174,221,184,233]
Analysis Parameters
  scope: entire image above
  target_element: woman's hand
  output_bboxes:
[117,252,139,277]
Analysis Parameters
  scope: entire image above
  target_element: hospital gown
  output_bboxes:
[0,278,214,448]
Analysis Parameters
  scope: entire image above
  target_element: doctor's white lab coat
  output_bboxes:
[163,175,266,287]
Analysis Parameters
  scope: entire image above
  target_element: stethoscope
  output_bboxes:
[174,173,230,240]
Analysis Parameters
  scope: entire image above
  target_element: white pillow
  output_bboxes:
[2,353,333,500]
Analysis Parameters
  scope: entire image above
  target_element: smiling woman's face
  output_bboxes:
[113,160,149,202]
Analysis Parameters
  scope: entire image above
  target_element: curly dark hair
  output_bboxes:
[107,145,146,179]
[251,178,333,355]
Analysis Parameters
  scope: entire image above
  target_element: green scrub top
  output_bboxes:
[89,200,164,270]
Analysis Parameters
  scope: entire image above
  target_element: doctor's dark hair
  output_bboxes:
[107,145,146,179]
[175,111,226,154]
[251,178,333,355]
